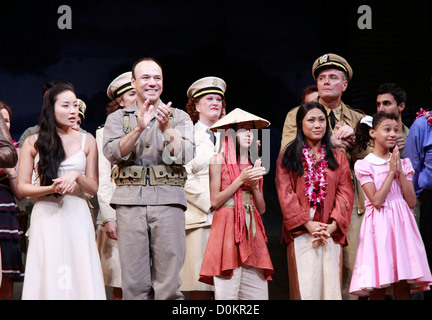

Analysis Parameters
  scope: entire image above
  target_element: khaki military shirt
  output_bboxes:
[103,101,195,209]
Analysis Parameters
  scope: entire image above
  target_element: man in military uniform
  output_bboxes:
[280,53,367,300]
[103,58,195,300]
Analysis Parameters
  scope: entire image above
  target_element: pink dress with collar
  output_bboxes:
[349,153,432,296]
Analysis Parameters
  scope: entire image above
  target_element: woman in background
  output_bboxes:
[96,72,136,300]
[0,102,24,300]
[180,76,226,299]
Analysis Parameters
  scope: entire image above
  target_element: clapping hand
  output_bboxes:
[154,102,173,133]
[239,159,266,187]
[137,100,173,133]
[394,145,402,176]
[137,99,155,131]
[390,145,403,179]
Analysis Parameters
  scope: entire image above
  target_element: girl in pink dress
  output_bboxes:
[349,111,432,299]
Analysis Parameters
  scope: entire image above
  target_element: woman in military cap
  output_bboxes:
[198,108,274,300]
[179,76,227,299]
[95,72,136,300]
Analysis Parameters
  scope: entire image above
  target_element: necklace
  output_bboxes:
[303,143,328,215]
[416,108,432,126]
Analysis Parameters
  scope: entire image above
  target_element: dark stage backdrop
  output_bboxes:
[0,0,430,300]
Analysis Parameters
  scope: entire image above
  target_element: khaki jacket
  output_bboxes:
[102,101,195,208]
[95,127,116,224]
[184,123,221,229]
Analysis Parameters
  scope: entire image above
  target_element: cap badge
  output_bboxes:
[319,54,328,64]
[212,79,219,86]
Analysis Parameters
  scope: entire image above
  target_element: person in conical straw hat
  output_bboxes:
[199,108,274,300]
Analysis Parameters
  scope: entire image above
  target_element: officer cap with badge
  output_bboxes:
[312,53,353,81]
[187,76,227,99]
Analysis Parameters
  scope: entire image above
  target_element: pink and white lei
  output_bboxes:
[416,108,432,127]
[303,143,328,219]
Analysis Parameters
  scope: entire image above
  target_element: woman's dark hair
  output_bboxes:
[355,111,399,151]
[35,83,76,186]
[282,102,339,176]
[0,101,12,119]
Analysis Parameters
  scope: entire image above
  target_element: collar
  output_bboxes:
[196,120,210,132]
[316,97,356,123]
[327,105,342,121]
[364,152,392,165]
[123,101,139,113]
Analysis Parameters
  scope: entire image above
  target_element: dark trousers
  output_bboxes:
[420,190,432,300]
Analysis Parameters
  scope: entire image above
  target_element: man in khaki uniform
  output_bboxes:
[103,58,195,300]
[280,53,367,300]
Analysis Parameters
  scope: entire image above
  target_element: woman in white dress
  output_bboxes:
[18,83,106,300]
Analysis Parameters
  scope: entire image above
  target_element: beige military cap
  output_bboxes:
[77,98,86,119]
[107,71,133,100]
[187,76,227,99]
[209,108,270,132]
[312,53,353,81]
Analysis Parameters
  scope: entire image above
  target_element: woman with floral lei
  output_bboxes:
[199,108,274,300]
[276,101,353,300]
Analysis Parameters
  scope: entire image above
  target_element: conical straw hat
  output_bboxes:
[209,108,270,132]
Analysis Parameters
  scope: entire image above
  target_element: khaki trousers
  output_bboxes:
[341,205,363,300]
[116,204,185,300]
